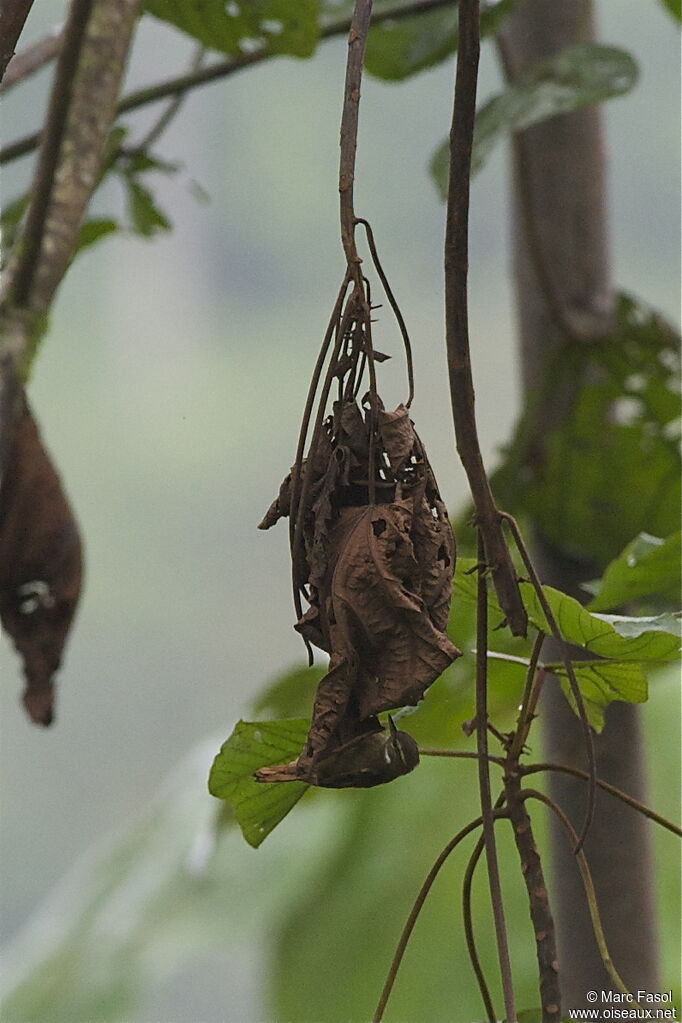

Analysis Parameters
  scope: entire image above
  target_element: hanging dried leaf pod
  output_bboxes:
[0,400,83,724]
[258,229,460,787]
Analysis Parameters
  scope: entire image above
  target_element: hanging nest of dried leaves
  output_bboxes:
[0,399,83,725]
[257,224,460,788]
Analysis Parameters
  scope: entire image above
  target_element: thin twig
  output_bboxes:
[419,748,506,766]
[463,790,508,1023]
[0,24,63,92]
[502,511,596,852]
[522,762,682,837]
[0,0,458,167]
[444,0,527,638]
[339,0,372,273]
[521,788,642,1006]
[475,532,517,1022]
[131,43,205,153]
[7,0,95,308]
[355,218,415,407]
[372,808,509,1023]
[0,0,35,82]
[508,631,545,762]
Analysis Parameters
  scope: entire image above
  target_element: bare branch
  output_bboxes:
[475,532,517,1022]
[6,0,95,310]
[444,0,527,637]
[0,24,63,92]
[0,0,455,168]
[505,771,561,1021]
[0,0,35,82]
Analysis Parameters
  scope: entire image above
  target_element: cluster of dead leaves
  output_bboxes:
[258,396,460,787]
[0,399,82,724]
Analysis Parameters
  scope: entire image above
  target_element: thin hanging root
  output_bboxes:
[501,511,596,853]
[355,217,415,407]
[521,788,642,1007]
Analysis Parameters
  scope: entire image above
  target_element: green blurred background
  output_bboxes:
[0,2,679,1020]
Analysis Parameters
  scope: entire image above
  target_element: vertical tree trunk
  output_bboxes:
[501,0,659,1006]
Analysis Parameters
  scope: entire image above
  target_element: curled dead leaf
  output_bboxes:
[0,401,82,725]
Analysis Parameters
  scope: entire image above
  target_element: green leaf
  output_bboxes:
[660,0,681,22]
[585,531,681,611]
[125,179,171,237]
[554,660,648,732]
[520,582,680,663]
[208,719,310,847]
[363,0,516,81]
[491,294,681,567]
[144,0,320,58]
[76,218,120,252]
[431,43,638,195]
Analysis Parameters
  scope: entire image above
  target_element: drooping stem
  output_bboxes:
[339,0,372,275]
[444,0,527,637]
[372,809,509,1023]
[475,532,517,1022]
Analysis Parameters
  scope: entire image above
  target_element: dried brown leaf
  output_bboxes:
[0,402,82,725]
[327,502,460,717]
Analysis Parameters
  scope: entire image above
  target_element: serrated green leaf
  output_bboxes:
[431,43,638,195]
[363,0,516,82]
[144,0,319,58]
[76,218,120,252]
[125,179,171,237]
[208,719,310,847]
[555,660,648,732]
[520,582,680,662]
[586,531,681,611]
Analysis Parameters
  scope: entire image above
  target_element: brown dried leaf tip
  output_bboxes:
[259,251,461,787]
[0,401,83,725]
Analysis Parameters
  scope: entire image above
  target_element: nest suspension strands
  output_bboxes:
[256,0,459,789]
